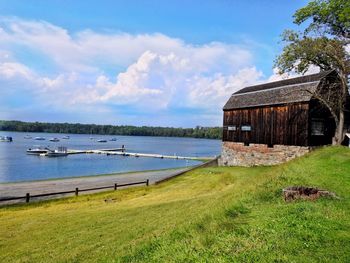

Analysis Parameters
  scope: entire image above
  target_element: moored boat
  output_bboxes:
[24,135,32,139]
[97,139,107,143]
[26,146,51,155]
[34,137,45,140]
[49,138,60,142]
[0,136,12,142]
[47,146,68,157]
[110,138,117,141]
[62,135,70,139]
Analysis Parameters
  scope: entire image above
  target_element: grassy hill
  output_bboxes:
[1,146,349,262]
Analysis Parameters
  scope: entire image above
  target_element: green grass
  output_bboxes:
[1,146,349,262]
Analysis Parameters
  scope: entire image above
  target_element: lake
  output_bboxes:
[0,131,221,182]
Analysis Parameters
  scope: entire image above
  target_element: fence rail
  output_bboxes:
[0,179,149,203]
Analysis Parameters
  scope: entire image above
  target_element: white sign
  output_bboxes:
[241,125,251,131]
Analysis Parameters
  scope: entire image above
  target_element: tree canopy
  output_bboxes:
[294,0,350,40]
[0,120,222,140]
[275,0,350,144]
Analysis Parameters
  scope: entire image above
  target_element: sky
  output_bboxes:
[0,0,310,127]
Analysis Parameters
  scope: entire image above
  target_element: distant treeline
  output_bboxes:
[0,120,222,139]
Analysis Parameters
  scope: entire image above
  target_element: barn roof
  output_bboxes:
[223,70,334,110]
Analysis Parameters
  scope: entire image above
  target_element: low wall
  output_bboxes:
[155,157,219,185]
[218,142,309,167]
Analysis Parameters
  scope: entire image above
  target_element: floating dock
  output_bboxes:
[67,148,125,154]
[66,148,212,161]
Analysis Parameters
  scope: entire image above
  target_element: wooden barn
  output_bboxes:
[223,70,346,147]
[220,70,349,166]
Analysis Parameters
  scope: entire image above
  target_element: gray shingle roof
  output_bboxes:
[223,70,334,110]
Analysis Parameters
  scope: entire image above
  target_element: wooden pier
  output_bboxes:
[66,148,213,161]
[67,148,125,154]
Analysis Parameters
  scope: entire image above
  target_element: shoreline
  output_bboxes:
[0,167,194,205]
[0,127,221,141]
[0,166,195,185]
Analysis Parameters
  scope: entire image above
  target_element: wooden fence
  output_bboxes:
[0,179,149,203]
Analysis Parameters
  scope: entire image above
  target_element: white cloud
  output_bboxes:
[188,68,263,108]
[0,61,33,79]
[67,51,262,111]
[268,64,321,82]
[0,17,265,125]
[0,17,251,73]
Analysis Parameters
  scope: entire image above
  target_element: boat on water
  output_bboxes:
[97,139,107,143]
[47,146,68,157]
[110,138,117,141]
[24,135,32,139]
[49,138,60,142]
[26,146,51,155]
[34,137,45,141]
[62,135,70,139]
[0,136,13,142]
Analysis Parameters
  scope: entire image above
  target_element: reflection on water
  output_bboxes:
[0,131,220,182]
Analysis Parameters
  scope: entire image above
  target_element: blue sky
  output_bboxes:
[0,0,309,127]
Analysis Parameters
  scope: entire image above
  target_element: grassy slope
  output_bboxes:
[0,146,349,262]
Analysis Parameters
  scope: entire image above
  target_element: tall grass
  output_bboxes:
[0,146,349,262]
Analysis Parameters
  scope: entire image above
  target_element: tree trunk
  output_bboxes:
[333,110,345,145]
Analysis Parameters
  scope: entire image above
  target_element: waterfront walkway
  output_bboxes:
[0,167,191,205]
[67,148,212,161]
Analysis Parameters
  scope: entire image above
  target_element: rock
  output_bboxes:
[104,198,116,203]
[282,186,338,201]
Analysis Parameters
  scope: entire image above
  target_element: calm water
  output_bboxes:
[0,131,220,182]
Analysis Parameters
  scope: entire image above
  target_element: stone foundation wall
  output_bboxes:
[218,142,309,167]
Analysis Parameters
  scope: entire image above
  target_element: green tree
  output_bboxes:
[275,0,350,145]
[294,0,350,41]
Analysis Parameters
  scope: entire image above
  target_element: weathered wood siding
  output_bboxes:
[308,99,335,146]
[223,102,309,146]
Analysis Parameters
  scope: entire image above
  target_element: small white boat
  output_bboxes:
[49,138,60,142]
[24,135,32,139]
[97,139,107,143]
[47,146,68,157]
[27,147,51,155]
[34,137,45,141]
[47,150,68,157]
[62,136,70,139]
[0,136,12,142]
